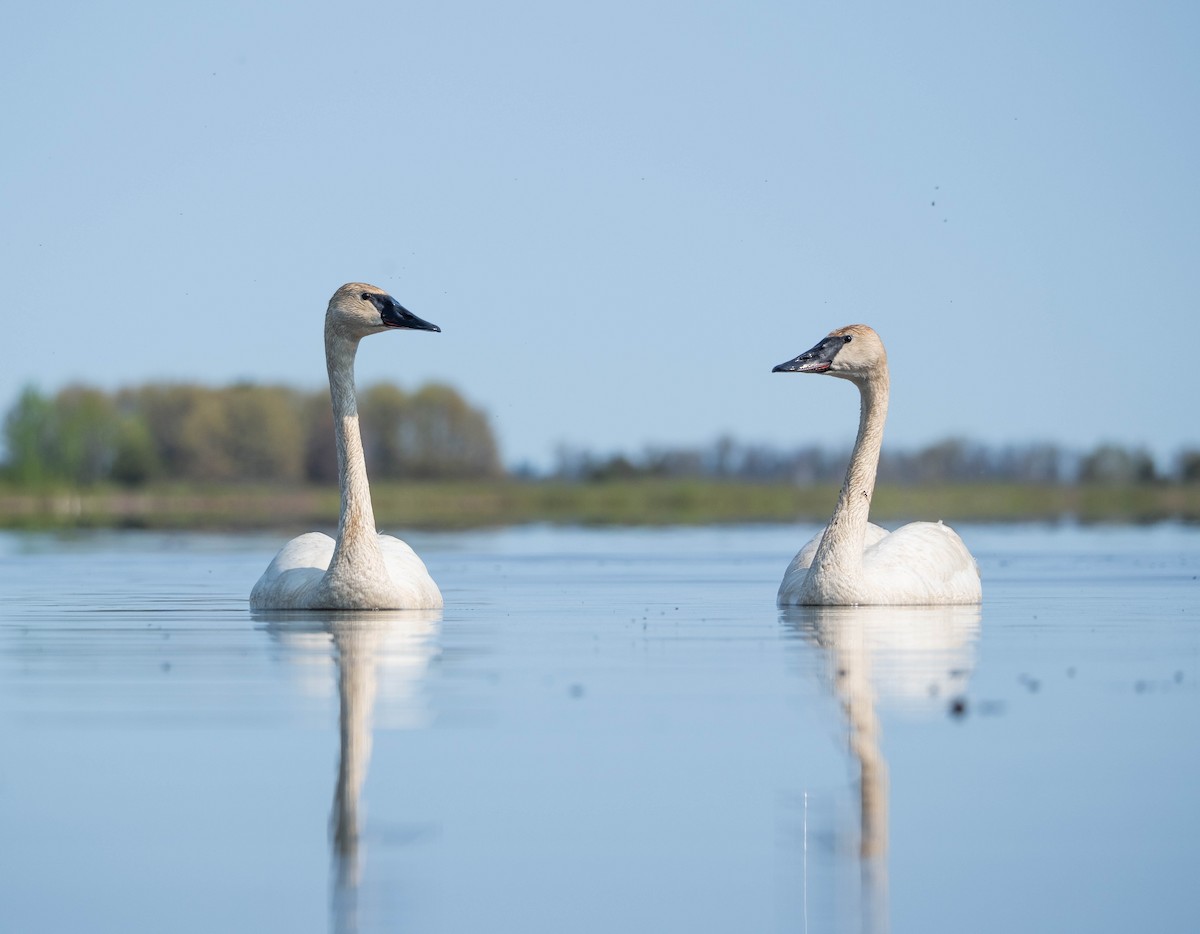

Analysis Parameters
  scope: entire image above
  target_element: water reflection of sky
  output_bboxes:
[1,524,1197,933]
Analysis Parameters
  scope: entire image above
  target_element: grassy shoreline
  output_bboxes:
[3,480,1200,531]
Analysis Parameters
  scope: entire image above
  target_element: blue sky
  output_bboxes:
[3,0,1197,469]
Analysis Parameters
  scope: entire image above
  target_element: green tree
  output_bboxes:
[126,384,207,478]
[4,379,503,486]
[359,383,411,478]
[110,415,160,486]
[3,385,58,484]
[302,389,337,484]
[125,383,307,482]
[1177,449,1200,485]
[1078,444,1158,485]
[176,391,236,480]
[221,384,306,481]
[387,382,501,479]
[54,385,122,484]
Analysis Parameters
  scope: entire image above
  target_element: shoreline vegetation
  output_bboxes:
[5,382,1199,530]
[3,479,1199,531]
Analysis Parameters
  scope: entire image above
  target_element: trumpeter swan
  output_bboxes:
[772,325,981,606]
[250,283,443,610]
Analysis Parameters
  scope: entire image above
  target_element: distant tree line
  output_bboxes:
[1,382,502,487]
[550,436,1200,486]
[5,383,1198,489]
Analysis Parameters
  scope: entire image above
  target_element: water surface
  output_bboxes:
[2,524,1197,932]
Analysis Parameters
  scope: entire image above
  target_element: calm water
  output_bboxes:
[1,524,1198,933]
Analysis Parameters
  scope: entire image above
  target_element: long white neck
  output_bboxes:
[325,329,385,579]
[809,371,889,585]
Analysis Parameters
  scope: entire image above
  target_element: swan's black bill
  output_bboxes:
[380,299,441,333]
[772,335,845,374]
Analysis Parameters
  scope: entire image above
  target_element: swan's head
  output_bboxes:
[772,324,885,382]
[326,283,441,340]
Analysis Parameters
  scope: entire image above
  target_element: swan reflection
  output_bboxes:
[256,609,440,933]
[782,603,981,931]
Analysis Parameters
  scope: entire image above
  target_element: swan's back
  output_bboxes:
[861,521,981,605]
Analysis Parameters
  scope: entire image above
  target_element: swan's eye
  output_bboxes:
[843,335,853,343]
[360,292,370,301]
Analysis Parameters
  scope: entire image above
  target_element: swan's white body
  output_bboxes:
[250,283,443,610]
[773,324,981,606]
[252,530,442,610]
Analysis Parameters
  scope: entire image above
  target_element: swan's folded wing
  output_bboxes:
[262,532,336,571]
[862,521,981,604]
[250,532,335,609]
[378,533,444,609]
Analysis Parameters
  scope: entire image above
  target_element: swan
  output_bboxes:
[250,283,444,610]
[772,324,981,606]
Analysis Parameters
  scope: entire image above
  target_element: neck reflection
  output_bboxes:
[782,603,981,932]
[258,608,441,934]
